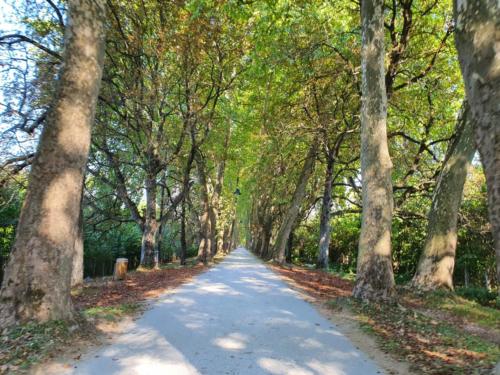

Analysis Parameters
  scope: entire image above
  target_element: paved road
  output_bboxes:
[58,248,383,375]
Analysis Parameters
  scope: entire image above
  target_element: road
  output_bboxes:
[54,247,383,375]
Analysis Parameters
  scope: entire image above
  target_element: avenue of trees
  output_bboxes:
[0,0,498,326]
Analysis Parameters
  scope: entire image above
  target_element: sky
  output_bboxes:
[0,1,41,161]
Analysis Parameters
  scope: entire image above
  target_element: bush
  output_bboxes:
[456,286,498,307]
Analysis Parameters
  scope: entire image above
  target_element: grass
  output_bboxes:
[82,303,142,322]
[326,267,356,282]
[419,290,500,330]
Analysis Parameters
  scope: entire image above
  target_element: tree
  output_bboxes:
[0,0,106,327]
[412,102,476,290]
[353,0,395,300]
[274,137,319,264]
[453,0,500,293]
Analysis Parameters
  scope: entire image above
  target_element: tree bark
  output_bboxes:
[180,197,187,265]
[453,0,500,294]
[317,155,335,269]
[71,191,84,288]
[214,125,231,254]
[140,174,159,268]
[412,102,475,290]
[196,155,215,264]
[353,0,395,301]
[274,139,318,264]
[0,0,105,327]
[285,229,294,263]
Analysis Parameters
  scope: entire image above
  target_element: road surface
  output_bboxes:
[55,247,383,375]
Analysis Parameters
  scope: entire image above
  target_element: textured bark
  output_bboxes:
[353,0,395,301]
[214,125,231,254]
[222,223,231,254]
[317,155,334,269]
[71,194,84,288]
[196,156,216,264]
[285,229,294,263]
[0,0,105,327]
[140,174,159,268]
[274,139,318,264]
[412,103,475,290]
[453,0,500,294]
[154,173,168,265]
[260,218,273,259]
[180,198,187,265]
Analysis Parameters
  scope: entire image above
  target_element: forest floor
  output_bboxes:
[270,264,500,375]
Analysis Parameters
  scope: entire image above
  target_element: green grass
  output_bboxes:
[83,303,142,322]
[422,291,500,330]
[159,257,200,269]
[325,267,356,282]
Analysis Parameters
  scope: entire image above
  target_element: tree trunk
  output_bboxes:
[71,193,84,288]
[464,264,470,288]
[317,155,335,269]
[353,0,395,301]
[285,229,294,263]
[230,219,239,250]
[453,0,500,294]
[214,125,231,254]
[412,103,475,290]
[154,173,168,265]
[140,174,159,268]
[180,197,187,265]
[260,217,273,259]
[0,0,105,327]
[222,223,231,253]
[196,156,215,264]
[274,139,318,263]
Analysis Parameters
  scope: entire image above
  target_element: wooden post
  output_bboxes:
[114,258,128,280]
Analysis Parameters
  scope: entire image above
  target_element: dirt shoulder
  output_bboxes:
[268,264,412,375]
[268,263,500,375]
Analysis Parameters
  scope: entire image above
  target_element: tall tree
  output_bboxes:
[353,0,395,300]
[0,0,106,327]
[274,138,318,264]
[453,0,500,293]
[412,102,476,290]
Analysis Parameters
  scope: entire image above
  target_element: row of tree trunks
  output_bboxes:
[317,155,334,269]
[453,0,500,294]
[0,0,106,327]
[412,102,475,290]
[274,138,319,264]
[195,124,231,263]
[196,154,217,264]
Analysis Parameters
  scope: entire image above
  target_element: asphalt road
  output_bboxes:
[57,247,383,375]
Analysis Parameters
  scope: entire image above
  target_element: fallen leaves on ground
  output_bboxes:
[270,263,499,375]
[269,264,353,299]
[73,264,207,310]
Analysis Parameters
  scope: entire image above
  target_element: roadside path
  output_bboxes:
[54,247,383,375]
